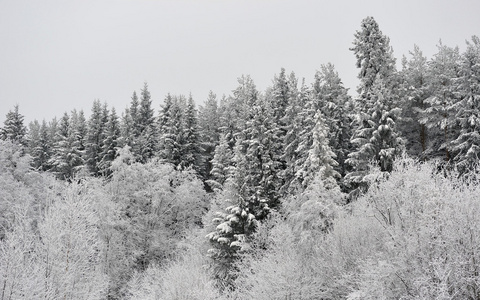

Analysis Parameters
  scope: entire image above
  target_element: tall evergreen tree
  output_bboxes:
[296,112,340,190]
[49,112,84,179]
[27,120,51,171]
[268,68,297,195]
[208,76,282,288]
[1,105,27,146]
[422,41,461,162]
[180,94,200,170]
[350,16,396,98]
[85,100,107,176]
[26,120,41,165]
[68,109,87,170]
[138,83,155,132]
[206,133,233,192]
[451,36,480,171]
[292,82,318,190]
[206,172,257,290]
[313,63,354,179]
[280,73,302,194]
[99,107,121,176]
[120,92,139,150]
[270,68,290,139]
[346,16,402,199]
[129,91,140,135]
[137,83,157,162]
[198,91,221,183]
[158,94,183,167]
[400,45,432,160]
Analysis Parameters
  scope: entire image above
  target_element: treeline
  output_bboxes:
[1,16,480,299]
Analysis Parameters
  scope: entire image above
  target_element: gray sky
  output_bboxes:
[1,0,479,124]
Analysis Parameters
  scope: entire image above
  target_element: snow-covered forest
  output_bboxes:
[1,16,480,299]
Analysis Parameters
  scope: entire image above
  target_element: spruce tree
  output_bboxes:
[207,76,282,288]
[451,36,480,171]
[120,92,139,150]
[269,68,297,195]
[85,100,107,176]
[68,109,86,171]
[49,112,84,179]
[400,45,432,160]
[198,91,221,183]
[180,94,200,170]
[158,94,183,167]
[206,174,257,290]
[99,107,120,176]
[280,72,302,194]
[296,112,340,190]
[206,133,233,192]
[313,63,354,179]
[292,82,317,190]
[129,91,140,135]
[423,42,461,162]
[1,105,27,146]
[351,16,396,98]
[346,78,404,197]
[137,83,156,162]
[138,82,155,132]
[28,120,51,171]
[346,16,403,199]
[26,120,41,167]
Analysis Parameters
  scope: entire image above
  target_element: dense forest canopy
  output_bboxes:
[1,17,480,299]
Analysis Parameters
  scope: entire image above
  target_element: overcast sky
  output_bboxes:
[1,0,479,124]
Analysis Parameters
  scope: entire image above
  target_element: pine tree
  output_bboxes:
[26,120,41,166]
[206,176,257,290]
[313,63,354,179]
[179,94,200,171]
[350,16,396,98]
[75,110,88,155]
[137,83,157,162]
[400,45,432,160]
[279,72,305,196]
[198,91,221,183]
[27,120,51,171]
[206,133,233,192]
[129,91,140,136]
[296,112,340,190]
[99,107,120,176]
[138,82,155,132]
[345,78,404,197]
[1,104,27,146]
[292,82,317,190]
[207,76,281,288]
[217,94,238,151]
[346,17,402,198]
[85,100,107,176]
[270,68,290,139]
[422,41,461,162]
[158,94,184,167]
[269,68,297,195]
[237,76,282,215]
[120,92,139,150]
[451,36,480,171]
[68,109,86,171]
[48,113,69,178]
[49,112,84,179]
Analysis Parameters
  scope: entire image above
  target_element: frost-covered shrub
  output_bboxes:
[127,245,219,300]
[39,180,108,300]
[105,146,209,297]
[346,157,480,299]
